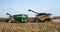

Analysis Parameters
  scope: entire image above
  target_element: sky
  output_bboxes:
[0,0,60,18]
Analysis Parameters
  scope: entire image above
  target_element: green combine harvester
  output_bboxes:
[6,13,28,23]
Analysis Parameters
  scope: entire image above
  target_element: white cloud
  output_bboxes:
[42,8,46,10]
[42,8,51,10]
[40,8,53,13]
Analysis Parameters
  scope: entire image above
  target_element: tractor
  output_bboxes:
[6,13,28,23]
[28,9,53,22]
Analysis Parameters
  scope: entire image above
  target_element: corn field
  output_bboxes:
[0,22,60,32]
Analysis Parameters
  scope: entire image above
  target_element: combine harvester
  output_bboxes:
[6,13,28,23]
[28,9,53,22]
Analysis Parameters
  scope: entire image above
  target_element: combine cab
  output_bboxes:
[6,13,28,23]
[28,9,53,22]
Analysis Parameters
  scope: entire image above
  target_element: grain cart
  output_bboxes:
[6,13,28,23]
[28,9,53,22]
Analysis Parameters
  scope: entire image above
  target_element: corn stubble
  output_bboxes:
[0,22,60,32]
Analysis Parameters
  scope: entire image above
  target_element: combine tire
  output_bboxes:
[44,19,52,22]
[33,18,41,23]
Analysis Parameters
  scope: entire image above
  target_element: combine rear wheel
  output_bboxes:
[44,19,52,22]
[33,18,41,23]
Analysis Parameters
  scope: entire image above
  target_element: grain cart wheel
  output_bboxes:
[17,19,21,23]
[8,18,17,23]
[21,19,27,23]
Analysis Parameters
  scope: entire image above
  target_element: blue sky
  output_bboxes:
[0,0,60,18]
